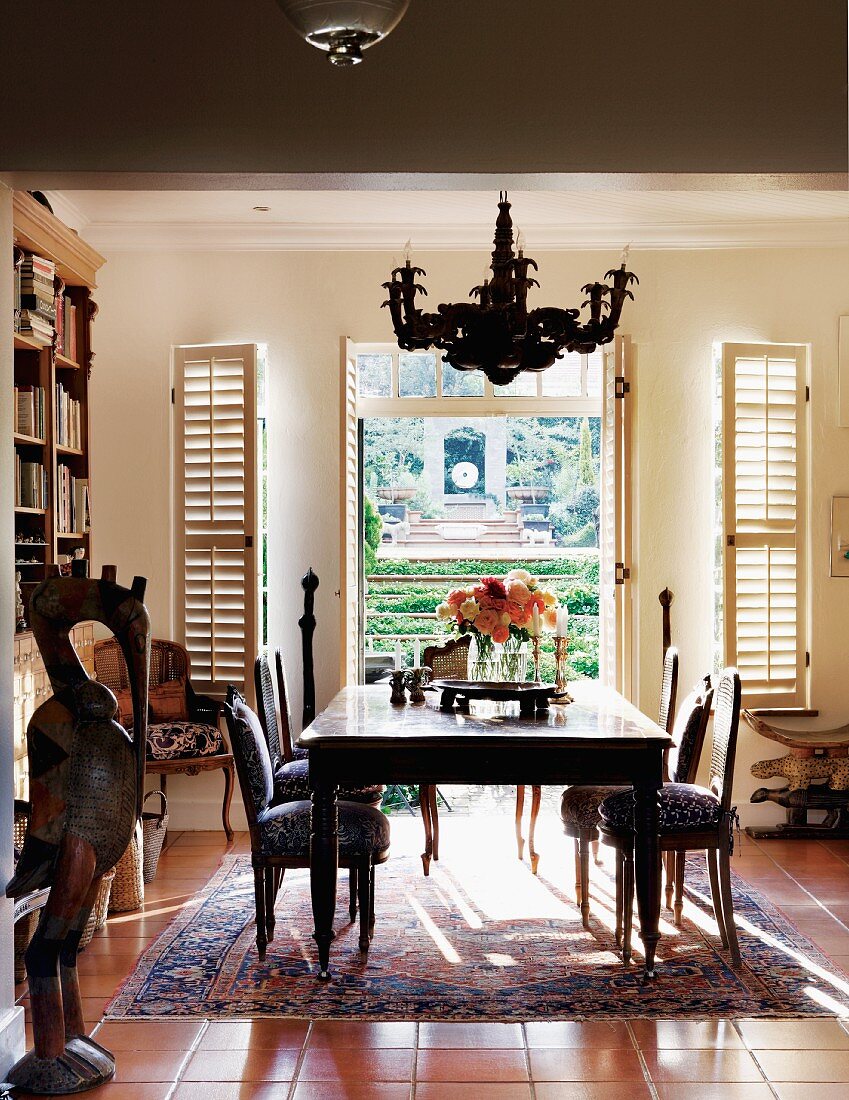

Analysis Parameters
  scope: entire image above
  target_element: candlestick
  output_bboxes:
[554,635,568,694]
[532,634,541,683]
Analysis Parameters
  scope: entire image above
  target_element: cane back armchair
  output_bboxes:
[94,637,235,840]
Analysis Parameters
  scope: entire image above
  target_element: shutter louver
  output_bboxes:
[340,339,360,686]
[175,344,257,698]
[722,343,807,707]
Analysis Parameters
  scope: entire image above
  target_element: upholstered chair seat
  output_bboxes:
[600,782,722,834]
[560,785,630,830]
[257,798,390,858]
[146,721,225,761]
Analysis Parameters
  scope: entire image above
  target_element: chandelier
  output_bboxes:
[382,194,638,387]
[275,0,410,66]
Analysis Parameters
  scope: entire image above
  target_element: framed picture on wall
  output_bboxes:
[830,496,849,577]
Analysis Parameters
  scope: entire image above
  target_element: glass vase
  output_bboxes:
[470,634,528,683]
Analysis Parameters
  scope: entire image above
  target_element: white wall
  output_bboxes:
[88,244,849,830]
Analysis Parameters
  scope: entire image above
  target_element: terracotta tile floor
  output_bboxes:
[13,810,849,1097]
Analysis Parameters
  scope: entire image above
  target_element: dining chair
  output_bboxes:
[254,651,383,807]
[559,646,679,928]
[599,668,742,967]
[225,687,390,959]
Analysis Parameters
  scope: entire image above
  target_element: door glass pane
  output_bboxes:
[493,373,537,397]
[442,359,485,396]
[542,353,582,397]
[357,354,392,398]
[399,353,437,397]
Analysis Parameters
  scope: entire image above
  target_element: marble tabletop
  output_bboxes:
[299,680,670,750]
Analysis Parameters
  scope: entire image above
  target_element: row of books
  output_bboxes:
[55,382,82,449]
[13,251,77,360]
[14,385,46,439]
[15,457,48,510]
[56,466,90,534]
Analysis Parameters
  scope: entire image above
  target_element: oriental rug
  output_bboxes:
[106,851,849,1020]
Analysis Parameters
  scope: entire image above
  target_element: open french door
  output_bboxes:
[599,334,634,698]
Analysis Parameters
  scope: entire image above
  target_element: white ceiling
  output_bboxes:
[49,189,849,252]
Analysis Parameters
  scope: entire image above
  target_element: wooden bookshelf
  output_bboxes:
[13,190,105,618]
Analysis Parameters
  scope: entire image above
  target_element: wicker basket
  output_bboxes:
[109,820,144,913]
[141,789,169,883]
[79,867,115,951]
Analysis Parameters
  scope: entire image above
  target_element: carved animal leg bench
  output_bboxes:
[743,710,849,838]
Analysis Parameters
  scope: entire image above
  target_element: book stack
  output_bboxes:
[17,253,57,346]
[56,464,89,534]
[15,457,48,509]
[14,385,46,439]
[55,382,81,449]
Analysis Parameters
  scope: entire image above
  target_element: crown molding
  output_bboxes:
[78,217,849,253]
[7,171,848,191]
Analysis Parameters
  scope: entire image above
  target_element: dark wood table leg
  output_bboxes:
[310,781,338,980]
[633,778,662,981]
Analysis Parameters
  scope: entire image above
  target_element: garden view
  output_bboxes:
[363,415,602,682]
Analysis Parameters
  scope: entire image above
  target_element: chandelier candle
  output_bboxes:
[382,193,638,386]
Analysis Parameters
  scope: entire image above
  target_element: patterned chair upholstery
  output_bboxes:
[225,687,390,959]
[94,636,235,840]
[255,651,383,808]
[599,782,722,832]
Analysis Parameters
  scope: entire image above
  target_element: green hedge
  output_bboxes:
[370,556,598,579]
[366,583,599,617]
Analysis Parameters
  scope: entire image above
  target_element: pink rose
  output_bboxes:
[475,609,499,636]
[506,579,532,606]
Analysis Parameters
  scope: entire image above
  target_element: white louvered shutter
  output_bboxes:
[174,344,258,699]
[599,335,633,697]
[340,338,360,686]
[722,342,808,708]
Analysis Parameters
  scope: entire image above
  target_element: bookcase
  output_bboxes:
[12,192,105,797]
[12,190,105,615]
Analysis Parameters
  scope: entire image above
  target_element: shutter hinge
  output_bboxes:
[171,387,175,404]
[245,536,253,548]
[615,377,630,399]
[615,562,630,585]
[806,650,810,668]
[805,385,810,402]
[727,535,736,547]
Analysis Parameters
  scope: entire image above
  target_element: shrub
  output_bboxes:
[363,495,383,575]
[561,522,597,548]
[370,557,595,578]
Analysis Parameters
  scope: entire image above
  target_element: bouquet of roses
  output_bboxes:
[436,569,559,679]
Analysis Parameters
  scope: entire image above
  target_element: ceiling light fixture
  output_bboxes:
[382,194,639,387]
[275,0,410,66]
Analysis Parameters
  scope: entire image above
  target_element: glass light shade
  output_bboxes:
[276,0,411,65]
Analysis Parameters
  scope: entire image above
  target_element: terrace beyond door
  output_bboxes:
[340,338,633,695]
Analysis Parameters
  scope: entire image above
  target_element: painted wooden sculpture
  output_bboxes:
[744,711,849,838]
[5,563,150,1094]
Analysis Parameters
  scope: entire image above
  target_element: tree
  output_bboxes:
[363,417,425,488]
[363,495,383,575]
[578,417,595,487]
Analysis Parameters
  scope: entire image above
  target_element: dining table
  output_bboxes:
[298,679,672,982]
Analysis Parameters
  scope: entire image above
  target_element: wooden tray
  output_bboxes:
[429,679,569,714]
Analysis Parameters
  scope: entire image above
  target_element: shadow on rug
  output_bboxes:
[106,852,849,1020]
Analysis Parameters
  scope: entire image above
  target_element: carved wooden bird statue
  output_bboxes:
[5,565,150,1095]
